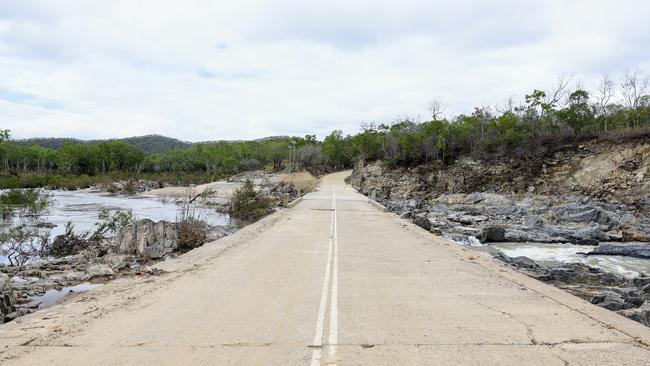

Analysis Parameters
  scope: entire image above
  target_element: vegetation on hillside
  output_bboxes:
[321,71,650,169]
[2,69,649,188]
[16,135,191,154]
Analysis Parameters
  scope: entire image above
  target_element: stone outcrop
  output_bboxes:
[0,273,17,323]
[350,159,650,247]
[113,219,179,259]
[349,139,650,210]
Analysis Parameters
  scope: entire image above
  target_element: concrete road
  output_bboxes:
[3,171,650,365]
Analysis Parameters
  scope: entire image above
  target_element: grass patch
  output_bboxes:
[280,171,318,194]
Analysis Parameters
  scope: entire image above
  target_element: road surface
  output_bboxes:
[2,171,650,365]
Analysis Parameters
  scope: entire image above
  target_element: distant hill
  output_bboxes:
[16,134,294,154]
[17,134,191,154]
[113,135,191,153]
[16,137,85,150]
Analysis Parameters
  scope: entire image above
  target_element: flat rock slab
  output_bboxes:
[588,244,650,259]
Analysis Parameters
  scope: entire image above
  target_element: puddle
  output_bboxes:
[29,282,102,308]
[10,276,40,284]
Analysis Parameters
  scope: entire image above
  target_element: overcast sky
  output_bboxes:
[1,1,649,141]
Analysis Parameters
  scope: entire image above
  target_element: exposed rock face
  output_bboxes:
[0,273,17,323]
[112,219,235,259]
[113,219,179,259]
[563,143,650,205]
[350,159,650,247]
[493,253,539,270]
[349,139,650,210]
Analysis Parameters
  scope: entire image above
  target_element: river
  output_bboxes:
[491,242,650,278]
[0,189,230,264]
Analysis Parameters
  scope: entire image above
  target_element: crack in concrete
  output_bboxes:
[402,214,650,351]
[450,248,650,350]
[459,294,539,345]
[20,341,636,349]
[556,355,571,366]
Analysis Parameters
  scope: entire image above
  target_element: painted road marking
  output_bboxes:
[328,186,338,360]
[310,186,339,365]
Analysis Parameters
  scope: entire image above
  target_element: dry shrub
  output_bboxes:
[176,202,208,250]
[280,171,318,194]
[47,222,88,257]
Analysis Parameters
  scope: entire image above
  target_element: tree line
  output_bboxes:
[0,130,325,187]
[321,70,650,168]
[2,69,649,187]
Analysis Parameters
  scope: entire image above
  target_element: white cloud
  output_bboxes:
[0,0,648,141]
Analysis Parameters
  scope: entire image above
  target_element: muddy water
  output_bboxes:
[492,242,650,278]
[0,189,230,264]
[17,189,228,235]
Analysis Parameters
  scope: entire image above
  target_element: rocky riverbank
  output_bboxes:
[348,139,650,327]
[350,163,650,248]
[0,219,234,323]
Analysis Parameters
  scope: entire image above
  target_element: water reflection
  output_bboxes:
[29,282,102,308]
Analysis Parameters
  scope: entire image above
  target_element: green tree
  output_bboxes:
[323,130,353,169]
[557,90,594,136]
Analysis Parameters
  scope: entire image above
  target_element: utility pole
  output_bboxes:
[288,142,295,173]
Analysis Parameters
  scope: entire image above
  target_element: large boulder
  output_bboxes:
[84,264,115,280]
[481,226,506,242]
[538,263,627,287]
[555,204,612,225]
[493,252,539,270]
[621,228,650,241]
[113,219,179,260]
[412,214,431,231]
[0,273,17,323]
[101,253,137,270]
[619,303,650,327]
[590,290,629,311]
